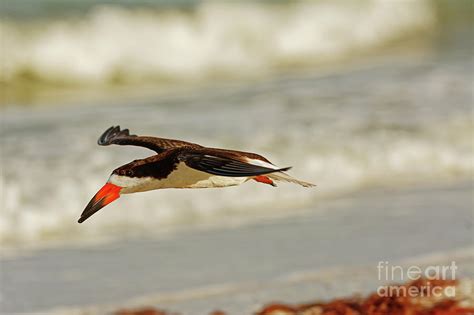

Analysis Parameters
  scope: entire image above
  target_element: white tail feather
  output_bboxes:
[268,172,315,187]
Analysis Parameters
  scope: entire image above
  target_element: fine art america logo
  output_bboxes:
[377,261,457,297]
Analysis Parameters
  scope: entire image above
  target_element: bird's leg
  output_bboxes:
[253,175,276,187]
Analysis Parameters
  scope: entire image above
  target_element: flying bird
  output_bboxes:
[79,126,315,223]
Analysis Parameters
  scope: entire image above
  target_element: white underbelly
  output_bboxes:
[112,163,248,193]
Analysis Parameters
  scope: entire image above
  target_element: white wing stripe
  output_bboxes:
[245,158,279,170]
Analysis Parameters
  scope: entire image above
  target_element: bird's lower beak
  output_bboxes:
[78,183,122,223]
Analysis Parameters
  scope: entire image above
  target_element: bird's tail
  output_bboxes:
[267,171,315,187]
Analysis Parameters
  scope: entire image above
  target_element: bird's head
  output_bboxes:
[78,165,151,223]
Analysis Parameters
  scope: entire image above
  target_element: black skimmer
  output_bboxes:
[79,126,315,223]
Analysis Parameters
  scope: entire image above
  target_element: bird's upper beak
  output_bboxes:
[78,182,122,223]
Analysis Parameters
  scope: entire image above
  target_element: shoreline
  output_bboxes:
[47,248,474,315]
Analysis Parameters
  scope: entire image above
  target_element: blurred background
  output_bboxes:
[0,0,473,314]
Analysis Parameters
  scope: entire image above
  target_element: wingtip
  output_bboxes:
[98,126,116,145]
[97,125,132,146]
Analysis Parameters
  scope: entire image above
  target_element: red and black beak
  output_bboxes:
[78,183,122,223]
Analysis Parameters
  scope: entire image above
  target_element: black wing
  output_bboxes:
[98,126,201,153]
[181,152,291,177]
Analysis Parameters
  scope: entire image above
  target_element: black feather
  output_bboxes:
[182,153,291,177]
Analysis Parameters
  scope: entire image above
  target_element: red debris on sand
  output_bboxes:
[112,279,474,315]
[113,307,174,315]
[256,303,297,315]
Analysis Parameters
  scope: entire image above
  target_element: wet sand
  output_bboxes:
[1,181,473,314]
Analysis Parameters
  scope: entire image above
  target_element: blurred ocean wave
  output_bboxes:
[1,0,435,86]
[1,48,472,247]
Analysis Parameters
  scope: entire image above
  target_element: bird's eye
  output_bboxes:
[126,170,134,176]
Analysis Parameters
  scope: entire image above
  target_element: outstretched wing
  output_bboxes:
[180,151,291,177]
[98,126,201,153]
